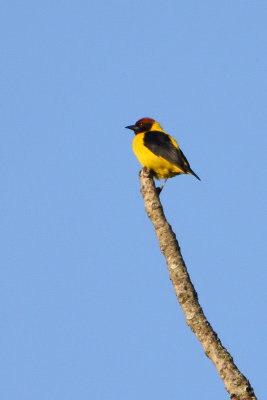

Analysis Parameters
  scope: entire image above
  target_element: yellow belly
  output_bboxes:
[132,133,184,179]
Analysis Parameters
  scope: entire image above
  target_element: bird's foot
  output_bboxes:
[156,186,162,196]
[156,179,168,195]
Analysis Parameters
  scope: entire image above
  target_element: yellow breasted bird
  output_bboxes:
[126,117,200,192]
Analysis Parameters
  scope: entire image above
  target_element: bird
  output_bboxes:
[125,117,200,193]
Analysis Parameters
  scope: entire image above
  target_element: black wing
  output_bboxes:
[144,130,200,180]
[144,130,187,171]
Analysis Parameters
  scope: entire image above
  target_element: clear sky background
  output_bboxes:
[1,1,266,399]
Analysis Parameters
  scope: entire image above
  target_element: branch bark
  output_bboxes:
[139,167,257,400]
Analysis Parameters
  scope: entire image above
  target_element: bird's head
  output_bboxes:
[125,117,162,134]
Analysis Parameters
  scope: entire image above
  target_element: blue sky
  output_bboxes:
[1,1,266,399]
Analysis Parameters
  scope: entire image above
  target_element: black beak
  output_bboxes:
[125,125,137,132]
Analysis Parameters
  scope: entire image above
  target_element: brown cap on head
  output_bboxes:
[135,117,155,126]
[125,117,155,134]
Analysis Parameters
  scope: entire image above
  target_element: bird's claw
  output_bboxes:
[156,186,162,196]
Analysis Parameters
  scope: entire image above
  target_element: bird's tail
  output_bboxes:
[179,149,201,181]
[189,169,201,181]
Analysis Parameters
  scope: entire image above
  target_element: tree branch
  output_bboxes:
[139,167,257,400]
